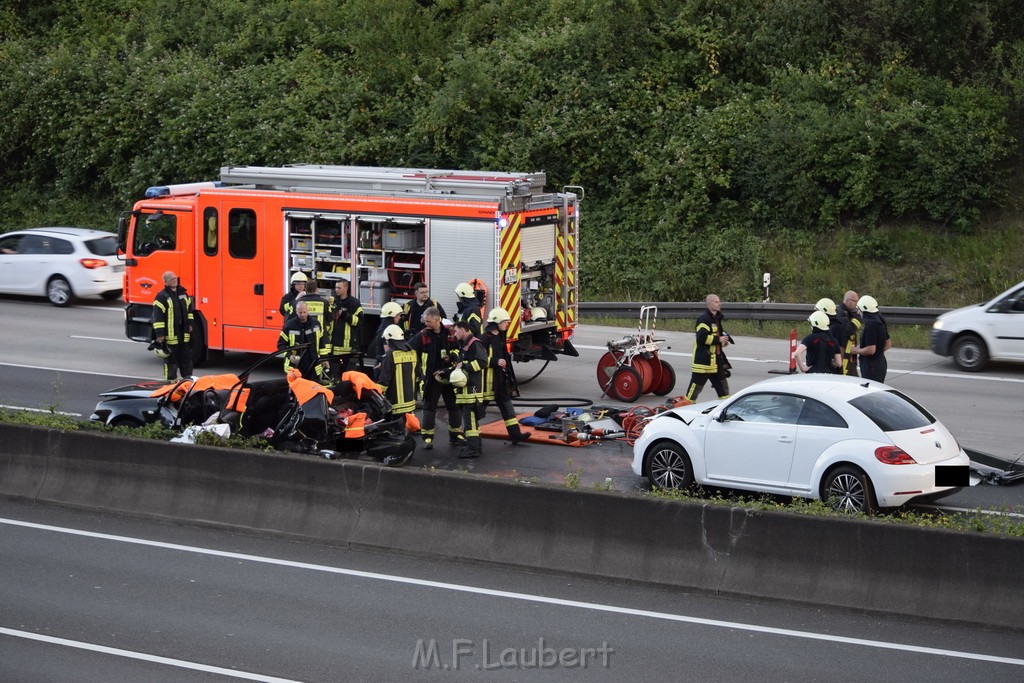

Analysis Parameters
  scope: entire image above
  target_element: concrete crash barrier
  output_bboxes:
[0,423,1020,631]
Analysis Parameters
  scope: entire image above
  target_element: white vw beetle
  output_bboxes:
[632,375,970,513]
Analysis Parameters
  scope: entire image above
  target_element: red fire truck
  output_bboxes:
[118,165,582,368]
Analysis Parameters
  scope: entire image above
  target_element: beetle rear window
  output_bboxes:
[848,390,935,432]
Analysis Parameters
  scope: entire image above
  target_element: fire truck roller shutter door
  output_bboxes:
[428,219,496,318]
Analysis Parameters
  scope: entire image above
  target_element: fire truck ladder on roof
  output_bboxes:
[220,165,547,207]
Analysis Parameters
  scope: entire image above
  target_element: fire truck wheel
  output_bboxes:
[610,366,643,403]
[652,360,677,396]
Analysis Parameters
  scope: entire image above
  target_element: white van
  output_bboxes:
[930,280,1024,371]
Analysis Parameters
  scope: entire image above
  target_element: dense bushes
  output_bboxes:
[2,0,1023,302]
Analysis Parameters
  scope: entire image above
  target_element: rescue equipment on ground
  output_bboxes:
[596,305,676,402]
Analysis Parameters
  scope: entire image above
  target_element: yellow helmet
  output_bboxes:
[808,310,831,331]
[487,306,511,323]
[383,324,405,341]
[858,295,879,313]
[448,367,468,388]
[815,298,836,316]
[380,301,403,318]
[290,271,308,283]
[454,282,474,298]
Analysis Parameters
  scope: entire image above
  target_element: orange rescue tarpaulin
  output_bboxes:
[150,374,241,403]
[341,370,383,398]
[343,412,368,438]
[287,368,335,405]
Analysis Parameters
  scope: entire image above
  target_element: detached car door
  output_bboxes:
[702,393,804,489]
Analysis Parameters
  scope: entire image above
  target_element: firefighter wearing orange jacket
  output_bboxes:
[452,320,487,458]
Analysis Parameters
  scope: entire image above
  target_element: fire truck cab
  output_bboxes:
[119,165,581,368]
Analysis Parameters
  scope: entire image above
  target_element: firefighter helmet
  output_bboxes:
[808,311,830,331]
[815,298,837,316]
[454,282,474,298]
[487,306,511,324]
[383,324,404,341]
[290,271,308,283]
[380,301,403,318]
[858,295,879,313]
[448,367,468,388]
[148,340,172,359]
[530,306,548,322]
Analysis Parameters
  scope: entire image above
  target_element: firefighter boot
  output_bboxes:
[449,430,466,447]
[421,429,434,450]
[457,435,482,459]
[508,423,532,445]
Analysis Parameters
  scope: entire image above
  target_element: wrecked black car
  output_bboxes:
[90,346,416,466]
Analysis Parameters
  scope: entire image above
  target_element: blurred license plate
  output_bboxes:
[935,465,970,487]
[113,264,125,272]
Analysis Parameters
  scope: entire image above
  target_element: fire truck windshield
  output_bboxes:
[133,211,177,255]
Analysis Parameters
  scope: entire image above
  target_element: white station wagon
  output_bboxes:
[0,227,124,306]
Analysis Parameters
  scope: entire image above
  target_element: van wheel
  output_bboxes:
[952,334,988,372]
[47,276,73,307]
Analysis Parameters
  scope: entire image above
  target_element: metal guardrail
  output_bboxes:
[579,301,949,326]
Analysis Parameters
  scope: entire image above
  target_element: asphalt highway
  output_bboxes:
[2,499,1023,682]
[0,297,1021,509]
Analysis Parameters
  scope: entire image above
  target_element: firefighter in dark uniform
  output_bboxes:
[371,301,404,376]
[377,324,418,415]
[278,301,327,381]
[301,278,332,358]
[410,307,463,450]
[329,276,363,376]
[453,320,488,458]
[832,290,863,377]
[481,307,531,445]
[685,293,732,402]
[280,271,307,320]
[796,311,842,373]
[152,271,195,380]
[852,295,891,382]
[454,282,482,337]
[403,282,446,338]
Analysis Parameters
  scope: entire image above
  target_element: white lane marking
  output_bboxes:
[1,518,1021,668]
[0,627,300,683]
[77,305,124,311]
[0,362,155,381]
[69,335,136,344]
[574,345,1024,382]
[0,404,81,417]
[923,504,1024,519]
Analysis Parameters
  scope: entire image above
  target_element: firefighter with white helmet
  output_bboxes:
[796,310,842,374]
[370,301,405,376]
[280,271,308,321]
[377,324,418,416]
[452,319,488,458]
[852,295,891,382]
[481,306,531,445]
[454,282,483,336]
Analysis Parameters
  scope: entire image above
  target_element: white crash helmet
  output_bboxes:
[149,340,171,359]
[530,306,548,322]
[383,324,405,341]
[290,271,308,283]
[380,301,403,318]
[815,297,837,316]
[448,367,468,388]
[454,282,474,298]
[808,310,831,331]
[858,295,879,313]
[487,306,511,324]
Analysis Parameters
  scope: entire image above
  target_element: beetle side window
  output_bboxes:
[724,393,804,425]
[798,398,848,428]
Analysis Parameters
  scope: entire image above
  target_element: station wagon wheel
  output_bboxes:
[645,440,693,490]
[822,466,876,514]
[47,276,73,307]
